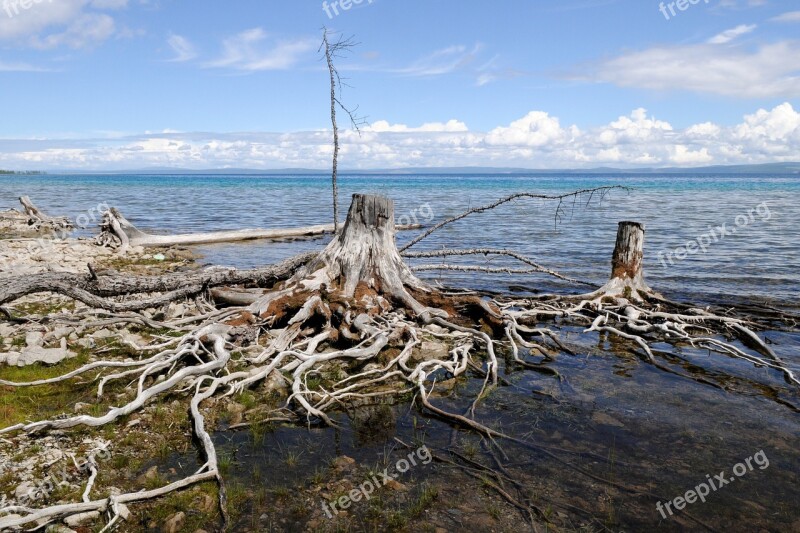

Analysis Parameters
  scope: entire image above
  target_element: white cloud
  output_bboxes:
[366,120,469,133]
[393,44,482,77]
[486,112,576,147]
[771,11,800,23]
[31,13,115,49]
[3,104,799,170]
[0,0,124,48]
[584,40,800,98]
[205,28,315,71]
[707,24,757,44]
[166,34,196,62]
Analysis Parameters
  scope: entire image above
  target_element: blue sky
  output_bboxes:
[0,0,799,170]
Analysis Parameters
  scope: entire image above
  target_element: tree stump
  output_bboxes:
[257,194,438,318]
[611,221,645,284]
[590,221,655,301]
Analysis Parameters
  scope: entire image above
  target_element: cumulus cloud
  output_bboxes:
[486,112,577,147]
[366,120,469,133]
[2,104,799,170]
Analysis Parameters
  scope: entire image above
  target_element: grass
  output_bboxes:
[0,353,96,429]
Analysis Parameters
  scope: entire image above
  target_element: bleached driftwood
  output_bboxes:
[19,196,73,233]
[97,207,421,252]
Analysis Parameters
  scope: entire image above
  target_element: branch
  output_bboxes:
[399,186,629,252]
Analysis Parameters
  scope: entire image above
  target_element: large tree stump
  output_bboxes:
[253,194,440,318]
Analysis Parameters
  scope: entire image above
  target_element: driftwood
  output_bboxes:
[19,196,73,233]
[0,197,72,236]
[1,189,796,531]
[97,207,420,252]
[0,252,316,312]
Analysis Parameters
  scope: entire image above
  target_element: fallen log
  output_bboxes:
[0,252,316,312]
[98,207,422,251]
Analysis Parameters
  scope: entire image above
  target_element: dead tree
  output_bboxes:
[320,28,365,233]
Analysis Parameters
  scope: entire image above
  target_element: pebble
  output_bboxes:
[163,511,186,533]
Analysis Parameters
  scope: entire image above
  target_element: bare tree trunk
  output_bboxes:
[323,31,340,233]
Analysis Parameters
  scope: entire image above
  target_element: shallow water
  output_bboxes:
[3,173,799,530]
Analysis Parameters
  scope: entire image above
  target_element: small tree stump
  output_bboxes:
[611,221,645,283]
[586,220,655,302]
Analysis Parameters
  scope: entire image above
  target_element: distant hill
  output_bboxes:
[51,162,800,175]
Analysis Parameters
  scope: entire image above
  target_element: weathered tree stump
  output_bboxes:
[611,221,646,284]
[261,194,437,318]
[584,220,656,301]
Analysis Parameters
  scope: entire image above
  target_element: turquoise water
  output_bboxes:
[2,173,797,305]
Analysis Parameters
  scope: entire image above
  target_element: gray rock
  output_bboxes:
[91,329,115,340]
[17,347,76,366]
[15,481,36,500]
[0,352,21,366]
[25,331,45,348]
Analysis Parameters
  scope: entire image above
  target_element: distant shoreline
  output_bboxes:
[0,170,46,175]
[5,162,799,176]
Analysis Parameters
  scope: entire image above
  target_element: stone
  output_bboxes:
[25,331,45,348]
[15,481,36,500]
[46,525,78,533]
[117,503,131,521]
[0,352,21,366]
[163,511,186,533]
[92,329,115,340]
[331,456,356,470]
[76,337,95,349]
[384,479,408,492]
[416,341,449,361]
[16,346,76,366]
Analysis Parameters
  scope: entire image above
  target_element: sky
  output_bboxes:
[0,0,799,170]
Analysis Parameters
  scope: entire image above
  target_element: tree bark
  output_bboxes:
[594,221,654,300]
[254,194,437,318]
[0,252,316,311]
